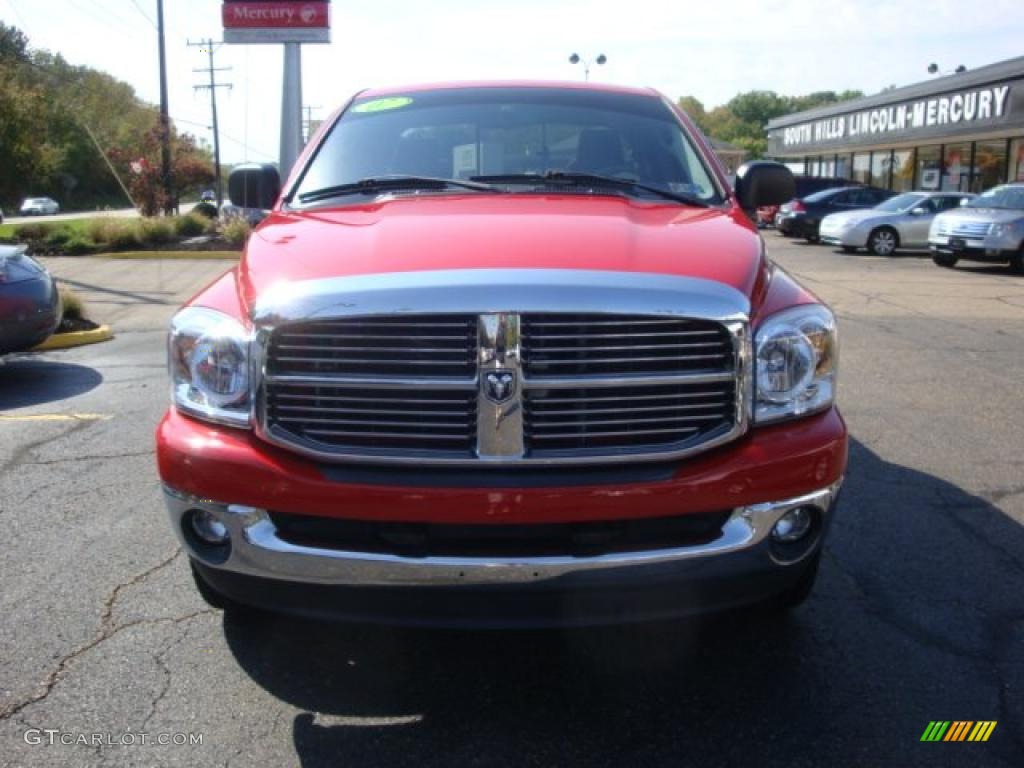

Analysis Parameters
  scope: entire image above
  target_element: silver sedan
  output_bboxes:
[819,191,973,256]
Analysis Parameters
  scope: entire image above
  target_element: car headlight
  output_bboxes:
[168,307,251,427]
[754,304,837,423]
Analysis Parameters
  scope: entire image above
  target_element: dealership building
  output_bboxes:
[765,56,1024,194]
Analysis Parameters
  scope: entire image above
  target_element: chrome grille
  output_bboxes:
[521,314,732,376]
[525,381,735,454]
[267,315,477,378]
[935,220,991,238]
[265,383,477,455]
[260,310,745,464]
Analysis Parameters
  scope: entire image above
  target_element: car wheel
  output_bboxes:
[932,253,958,269]
[779,230,792,238]
[190,560,258,616]
[805,235,820,244]
[867,227,899,256]
[841,246,858,254]
[1010,246,1024,274]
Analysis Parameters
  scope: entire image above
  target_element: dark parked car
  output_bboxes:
[0,245,61,355]
[756,176,858,228]
[776,185,893,241]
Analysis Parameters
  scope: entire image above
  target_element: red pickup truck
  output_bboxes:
[157,82,847,627]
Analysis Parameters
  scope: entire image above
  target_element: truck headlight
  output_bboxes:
[169,307,251,427]
[754,304,837,423]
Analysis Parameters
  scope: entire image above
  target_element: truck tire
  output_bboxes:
[190,560,258,616]
[772,552,821,610]
[932,252,958,269]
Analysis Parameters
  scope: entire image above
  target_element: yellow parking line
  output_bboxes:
[0,413,111,422]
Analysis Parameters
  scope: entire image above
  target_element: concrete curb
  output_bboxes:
[33,324,114,351]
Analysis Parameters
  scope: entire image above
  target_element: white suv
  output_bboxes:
[929,183,1024,272]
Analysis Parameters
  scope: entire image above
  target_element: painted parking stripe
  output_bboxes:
[0,413,111,422]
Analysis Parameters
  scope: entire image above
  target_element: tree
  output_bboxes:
[0,21,214,213]
[677,88,865,159]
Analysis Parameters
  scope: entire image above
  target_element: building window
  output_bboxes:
[870,150,891,189]
[917,144,942,190]
[835,154,852,179]
[971,141,1008,193]
[891,149,915,192]
[1011,139,1024,183]
[852,152,870,184]
[942,142,971,192]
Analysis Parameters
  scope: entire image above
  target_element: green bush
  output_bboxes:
[46,228,72,247]
[221,217,251,246]
[64,235,96,255]
[87,219,140,250]
[174,213,208,238]
[58,285,85,319]
[137,217,175,245]
[13,222,51,241]
[192,202,218,219]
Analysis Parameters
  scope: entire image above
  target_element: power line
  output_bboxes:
[188,38,232,208]
[128,0,157,29]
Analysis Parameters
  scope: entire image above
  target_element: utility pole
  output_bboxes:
[156,0,174,215]
[189,39,232,210]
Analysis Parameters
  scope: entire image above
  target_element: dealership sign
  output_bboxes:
[223,1,331,44]
[768,80,1023,154]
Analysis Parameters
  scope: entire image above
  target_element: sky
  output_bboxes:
[2,0,1023,165]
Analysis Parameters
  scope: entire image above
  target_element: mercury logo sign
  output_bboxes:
[300,5,317,23]
[781,85,1012,148]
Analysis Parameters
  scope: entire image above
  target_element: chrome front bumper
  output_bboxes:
[164,481,842,588]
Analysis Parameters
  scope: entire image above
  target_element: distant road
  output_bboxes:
[3,201,200,226]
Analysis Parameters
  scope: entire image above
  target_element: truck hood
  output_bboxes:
[239,195,764,312]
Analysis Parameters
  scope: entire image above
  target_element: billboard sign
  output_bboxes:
[223,1,331,44]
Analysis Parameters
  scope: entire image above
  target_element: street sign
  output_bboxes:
[222,1,331,44]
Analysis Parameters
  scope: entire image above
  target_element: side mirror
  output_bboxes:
[910,207,927,216]
[228,163,281,211]
[734,161,796,215]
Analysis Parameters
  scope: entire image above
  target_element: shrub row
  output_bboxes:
[9,213,221,254]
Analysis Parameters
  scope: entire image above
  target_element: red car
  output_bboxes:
[157,82,847,627]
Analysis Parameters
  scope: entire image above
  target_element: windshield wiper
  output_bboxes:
[297,175,500,204]
[470,171,711,207]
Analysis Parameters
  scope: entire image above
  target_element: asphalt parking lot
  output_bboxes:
[1,239,1022,768]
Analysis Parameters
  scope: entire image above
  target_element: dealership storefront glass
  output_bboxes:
[766,56,1024,194]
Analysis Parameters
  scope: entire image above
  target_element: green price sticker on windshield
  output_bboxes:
[352,96,413,114]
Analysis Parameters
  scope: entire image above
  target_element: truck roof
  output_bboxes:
[355,80,660,100]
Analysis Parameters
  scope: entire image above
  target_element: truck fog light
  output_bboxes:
[189,509,230,545]
[772,507,814,542]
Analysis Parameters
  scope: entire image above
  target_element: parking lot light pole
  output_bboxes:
[569,53,607,81]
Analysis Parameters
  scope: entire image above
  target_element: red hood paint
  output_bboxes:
[239,195,766,312]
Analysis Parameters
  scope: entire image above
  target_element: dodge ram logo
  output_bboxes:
[484,371,515,403]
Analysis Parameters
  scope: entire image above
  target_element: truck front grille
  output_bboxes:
[521,314,732,377]
[261,312,744,464]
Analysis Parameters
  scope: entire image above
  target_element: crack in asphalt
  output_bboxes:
[20,449,153,467]
[0,547,202,723]
[0,419,92,474]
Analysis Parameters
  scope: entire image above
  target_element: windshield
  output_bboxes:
[875,193,926,212]
[292,87,722,206]
[966,184,1024,210]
